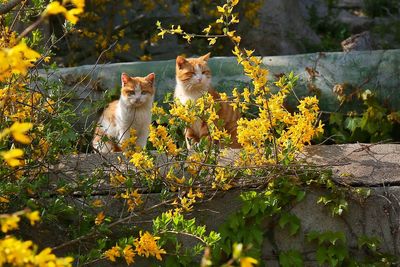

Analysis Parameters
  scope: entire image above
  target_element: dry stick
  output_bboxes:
[9,0,26,30]
[17,15,45,41]
[159,230,207,244]
[52,199,173,251]
[0,0,23,15]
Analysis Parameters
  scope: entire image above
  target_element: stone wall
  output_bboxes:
[44,49,400,132]
[42,144,400,266]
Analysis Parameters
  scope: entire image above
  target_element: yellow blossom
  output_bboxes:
[0,237,73,266]
[134,231,166,260]
[202,25,212,34]
[1,215,20,233]
[25,211,40,226]
[43,0,84,24]
[123,245,135,265]
[91,199,104,207]
[240,256,259,267]
[1,149,24,167]
[95,211,105,225]
[10,122,33,144]
[104,245,121,262]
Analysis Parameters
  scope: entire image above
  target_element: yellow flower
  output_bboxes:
[25,211,40,226]
[0,42,40,80]
[91,199,104,208]
[202,25,212,34]
[95,211,105,225]
[123,245,135,265]
[134,231,166,261]
[1,149,24,167]
[1,215,20,233]
[70,0,85,9]
[219,92,228,101]
[130,151,154,170]
[0,196,9,203]
[0,236,73,266]
[217,5,225,13]
[44,1,67,15]
[34,247,57,265]
[240,256,259,267]
[104,245,121,262]
[231,0,239,6]
[208,37,217,45]
[43,0,84,24]
[10,121,33,144]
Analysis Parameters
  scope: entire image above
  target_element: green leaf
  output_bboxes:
[357,235,380,252]
[296,190,306,202]
[279,250,304,267]
[316,246,328,265]
[279,212,301,236]
[344,117,361,132]
[329,113,343,126]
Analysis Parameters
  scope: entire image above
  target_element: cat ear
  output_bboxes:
[176,56,188,69]
[145,73,155,84]
[121,73,130,86]
[200,52,211,61]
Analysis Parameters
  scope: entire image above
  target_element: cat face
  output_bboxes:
[176,53,211,91]
[120,73,155,108]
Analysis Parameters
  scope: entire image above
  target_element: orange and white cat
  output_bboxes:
[92,72,155,153]
[174,53,240,148]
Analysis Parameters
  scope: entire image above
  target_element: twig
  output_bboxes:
[10,0,26,30]
[17,15,45,41]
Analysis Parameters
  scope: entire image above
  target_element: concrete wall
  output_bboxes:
[43,144,400,266]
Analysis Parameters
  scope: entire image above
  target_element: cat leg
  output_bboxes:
[93,128,116,153]
[185,127,199,150]
[136,128,149,149]
[93,139,115,153]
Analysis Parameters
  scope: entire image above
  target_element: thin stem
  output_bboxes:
[17,15,45,41]
[10,0,26,30]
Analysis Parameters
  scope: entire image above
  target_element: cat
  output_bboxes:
[174,53,241,148]
[92,72,155,153]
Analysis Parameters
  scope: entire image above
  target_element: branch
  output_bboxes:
[0,0,23,15]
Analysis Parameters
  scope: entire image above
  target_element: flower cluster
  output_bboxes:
[120,189,143,212]
[149,125,180,156]
[43,0,85,24]
[0,211,72,266]
[104,231,166,265]
[0,122,33,167]
[156,0,324,172]
[172,188,204,213]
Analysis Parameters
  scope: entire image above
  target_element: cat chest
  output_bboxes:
[191,119,204,136]
[117,110,150,129]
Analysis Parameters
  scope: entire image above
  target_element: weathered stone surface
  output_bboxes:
[341,31,373,51]
[45,50,400,132]
[304,143,400,186]
[337,0,364,8]
[337,10,373,32]
[44,144,400,265]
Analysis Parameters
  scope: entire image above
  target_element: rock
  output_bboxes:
[341,31,373,51]
[337,0,364,8]
[338,9,373,32]
[40,144,400,265]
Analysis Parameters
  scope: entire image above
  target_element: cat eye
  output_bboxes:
[141,91,149,95]
[202,71,209,74]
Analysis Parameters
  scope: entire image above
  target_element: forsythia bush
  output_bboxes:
[0,0,84,266]
[0,0,360,266]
